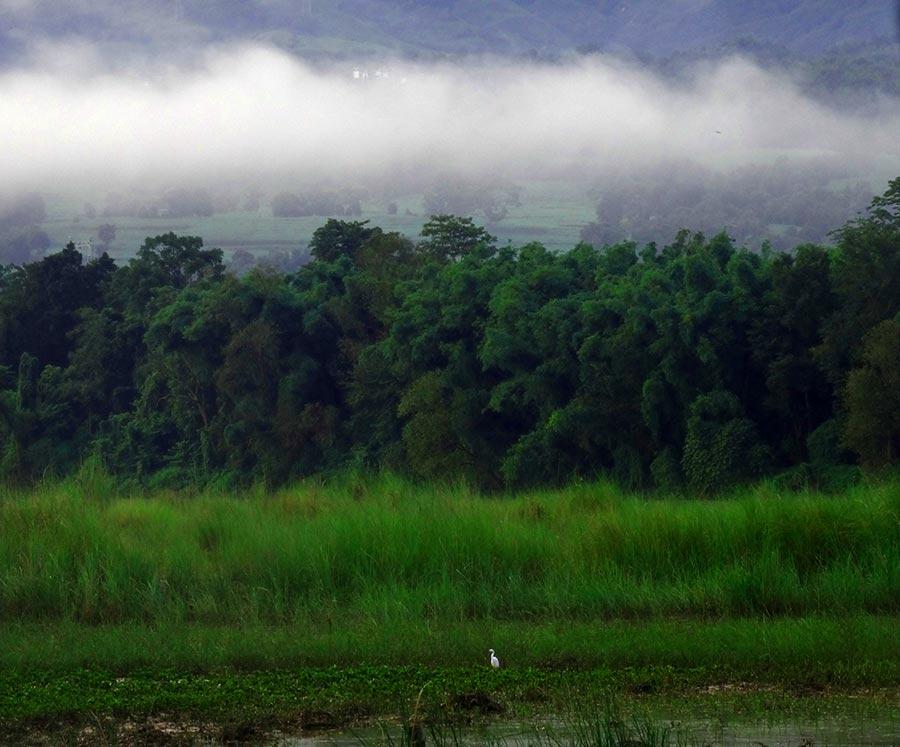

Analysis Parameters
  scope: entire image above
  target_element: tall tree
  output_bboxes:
[843,318,900,468]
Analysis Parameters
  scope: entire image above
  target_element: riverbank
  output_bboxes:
[2,662,897,744]
[1,475,897,738]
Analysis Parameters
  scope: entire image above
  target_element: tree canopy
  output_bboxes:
[1,182,898,492]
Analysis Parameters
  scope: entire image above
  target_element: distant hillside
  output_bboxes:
[1,0,897,60]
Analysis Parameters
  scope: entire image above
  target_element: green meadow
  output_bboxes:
[2,473,898,626]
[1,473,897,735]
[43,182,597,261]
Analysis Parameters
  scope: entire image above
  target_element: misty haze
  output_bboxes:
[2,1,900,259]
[1,2,900,745]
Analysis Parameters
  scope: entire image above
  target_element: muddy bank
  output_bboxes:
[2,678,897,746]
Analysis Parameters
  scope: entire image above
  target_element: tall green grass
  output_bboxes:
[0,473,897,625]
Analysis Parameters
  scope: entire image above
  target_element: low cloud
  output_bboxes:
[1,44,898,197]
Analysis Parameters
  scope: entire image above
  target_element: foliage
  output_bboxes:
[96,223,116,246]
[681,391,769,495]
[0,180,899,489]
[418,215,496,263]
[423,179,522,223]
[271,190,362,218]
[2,628,895,733]
[843,319,900,468]
[580,162,873,252]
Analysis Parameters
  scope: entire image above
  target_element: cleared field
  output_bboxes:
[42,182,598,261]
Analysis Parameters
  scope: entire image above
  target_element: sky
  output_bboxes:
[2,42,899,200]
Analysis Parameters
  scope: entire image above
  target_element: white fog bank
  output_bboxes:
[1,45,899,193]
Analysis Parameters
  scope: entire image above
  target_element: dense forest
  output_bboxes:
[0,179,898,493]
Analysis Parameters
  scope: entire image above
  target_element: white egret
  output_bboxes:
[489,649,500,668]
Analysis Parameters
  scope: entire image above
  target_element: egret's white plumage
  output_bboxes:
[489,649,500,668]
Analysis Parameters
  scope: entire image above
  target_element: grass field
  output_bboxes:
[1,473,897,732]
[42,181,598,261]
[2,616,897,680]
[2,473,897,625]
[2,616,897,740]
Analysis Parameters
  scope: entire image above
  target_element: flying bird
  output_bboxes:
[489,649,500,668]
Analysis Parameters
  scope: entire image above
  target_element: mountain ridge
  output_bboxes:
[1,0,897,61]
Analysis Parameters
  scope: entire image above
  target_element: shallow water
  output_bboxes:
[276,716,899,747]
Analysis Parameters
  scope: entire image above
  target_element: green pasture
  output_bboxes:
[41,181,597,260]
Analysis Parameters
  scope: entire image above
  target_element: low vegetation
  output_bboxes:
[1,474,897,625]
[0,455,897,730]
